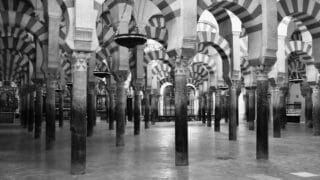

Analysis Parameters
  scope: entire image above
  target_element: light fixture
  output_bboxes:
[113,1,147,48]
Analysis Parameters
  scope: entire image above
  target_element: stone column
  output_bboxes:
[144,87,151,129]
[305,87,313,128]
[58,90,64,127]
[311,85,320,136]
[229,81,240,141]
[174,64,188,166]
[256,73,269,160]
[133,81,143,135]
[34,80,43,139]
[25,88,30,129]
[71,51,89,174]
[246,87,256,130]
[225,92,230,123]
[46,76,56,150]
[214,89,221,132]
[151,91,158,125]
[113,71,129,146]
[202,94,206,124]
[28,86,35,132]
[127,96,133,122]
[272,86,281,138]
[87,81,96,137]
[108,85,116,130]
[206,87,214,127]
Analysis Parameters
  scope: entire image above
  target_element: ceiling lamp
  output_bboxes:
[114,1,147,48]
[93,66,111,79]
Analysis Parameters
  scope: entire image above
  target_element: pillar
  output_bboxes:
[34,80,43,139]
[127,96,133,122]
[87,82,96,137]
[58,90,64,127]
[246,87,256,130]
[272,86,281,138]
[256,73,269,160]
[206,87,214,127]
[214,89,221,132]
[174,65,188,166]
[108,85,116,130]
[312,85,320,136]
[303,85,313,128]
[46,76,56,150]
[114,71,129,146]
[28,87,35,132]
[202,94,206,124]
[133,83,143,135]
[71,51,89,174]
[151,91,158,125]
[229,81,239,141]
[144,87,151,129]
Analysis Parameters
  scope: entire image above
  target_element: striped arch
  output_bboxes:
[197,31,231,83]
[144,49,172,67]
[291,30,302,41]
[0,0,34,15]
[192,53,216,74]
[285,41,313,65]
[146,0,180,22]
[145,25,168,44]
[0,37,36,61]
[0,11,48,45]
[0,52,29,81]
[0,26,31,41]
[197,0,262,33]
[197,20,218,32]
[96,10,114,46]
[61,57,71,82]
[151,62,172,82]
[277,0,320,38]
[96,0,134,22]
[149,14,166,28]
[189,62,209,84]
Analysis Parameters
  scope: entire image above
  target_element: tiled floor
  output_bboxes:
[0,120,320,180]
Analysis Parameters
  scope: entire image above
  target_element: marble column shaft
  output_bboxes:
[134,88,142,135]
[247,87,256,130]
[46,78,56,150]
[272,87,281,138]
[87,82,96,137]
[108,86,116,130]
[35,83,43,139]
[115,81,127,146]
[71,53,88,174]
[207,89,213,127]
[229,82,238,141]
[256,74,269,160]
[58,91,64,127]
[174,67,188,166]
[144,89,151,129]
[312,86,320,136]
[214,89,221,132]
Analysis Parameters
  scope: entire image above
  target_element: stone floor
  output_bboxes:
[0,119,320,180]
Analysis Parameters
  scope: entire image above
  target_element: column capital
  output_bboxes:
[112,70,130,83]
[132,78,145,91]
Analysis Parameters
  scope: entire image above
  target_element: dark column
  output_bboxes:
[202,94,206,124]
[70,52,88,174]
[144,87,151,129]
[114,72,128,146]
[46,76,56,150]
[246,87,256,130]
[244,92,249,121]
[229,82,239,141]
[151,92,158,125]
[127,97,133,122]
[312,85,320,136]
[108,85,116,130]
[58,90,64,127]
[87,82,96,137]
[303,85,313,128]
[133,87,142,135]
[207,88,214,127]
[272,86,281,138]
[256,73,269,160]
[28,88,35,132]
[214,89,221,132]
[25,90,30,129]
[19,89,25,127]
[198,97,202,121]
[225,92,230,123]
[35,81,43,139]
[175,66,188,166]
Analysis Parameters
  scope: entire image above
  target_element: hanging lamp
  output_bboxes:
[93,66,111,78]
[114,0,147,48]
